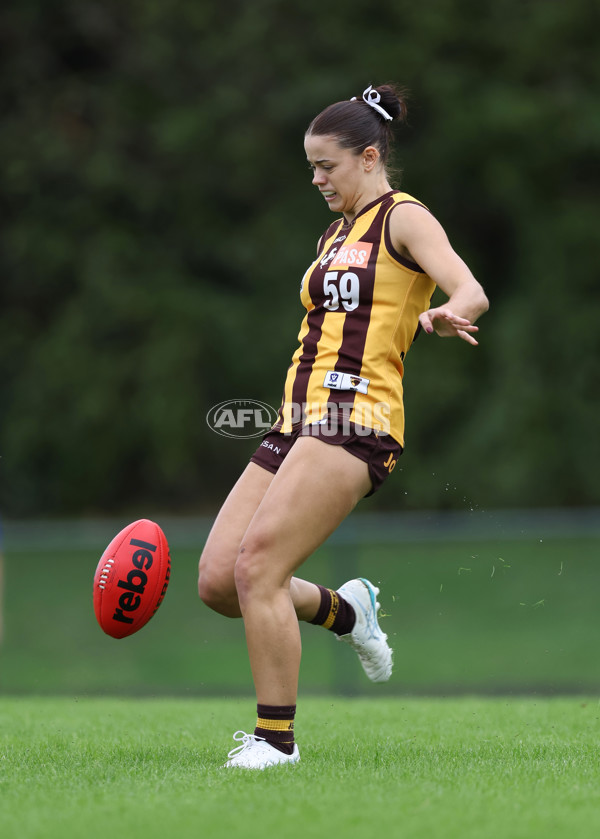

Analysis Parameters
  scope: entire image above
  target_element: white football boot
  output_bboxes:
[336,578,393,683]
[223,731,300,770]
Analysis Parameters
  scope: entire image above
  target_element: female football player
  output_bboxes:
[198,83,489,769]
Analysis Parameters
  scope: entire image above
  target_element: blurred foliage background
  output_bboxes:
[1,0,599,518]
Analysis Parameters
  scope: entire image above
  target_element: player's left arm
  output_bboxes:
[389,203,489,345]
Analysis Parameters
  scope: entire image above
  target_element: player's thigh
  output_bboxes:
[235,436,372,592]
[198,462,274,602]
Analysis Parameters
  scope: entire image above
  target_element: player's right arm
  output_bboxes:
[389,203,489,345]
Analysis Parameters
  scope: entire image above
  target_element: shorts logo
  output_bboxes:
[206,399,279,439]
[383,452,397,473]
[260,440,282,456]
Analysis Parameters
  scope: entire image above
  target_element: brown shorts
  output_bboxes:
[249,422,403,496]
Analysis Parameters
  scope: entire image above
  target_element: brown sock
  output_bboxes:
[254,704,296,755]
[309,585,356,636]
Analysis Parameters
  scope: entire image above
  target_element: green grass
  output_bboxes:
[1,696,599,839]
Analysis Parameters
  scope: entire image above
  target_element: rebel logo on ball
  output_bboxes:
[112,537,156,625]
[93,519,171,639]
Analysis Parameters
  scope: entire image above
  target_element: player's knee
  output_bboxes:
[235,545,261,608]
[197,569,217,608]
[197,560,239,617]
[233,535,278,608]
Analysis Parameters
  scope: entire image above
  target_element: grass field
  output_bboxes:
[1,696,599,839]
[1,520,599,837]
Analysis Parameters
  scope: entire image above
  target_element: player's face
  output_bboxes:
[304,135,371,221]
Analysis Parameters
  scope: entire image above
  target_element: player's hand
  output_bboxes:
[419,307,480,345]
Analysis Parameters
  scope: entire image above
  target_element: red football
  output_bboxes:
[93,519,171,639]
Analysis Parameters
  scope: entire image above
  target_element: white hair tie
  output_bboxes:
[350,85,393,121]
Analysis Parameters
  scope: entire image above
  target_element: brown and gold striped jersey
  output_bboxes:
[274,190,436,445]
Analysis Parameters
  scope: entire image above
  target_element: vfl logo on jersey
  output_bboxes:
[329,241,373,269]
[323,370,370,395]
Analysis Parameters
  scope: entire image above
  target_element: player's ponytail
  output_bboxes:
[305,83,408,173]
[368,84,408,124]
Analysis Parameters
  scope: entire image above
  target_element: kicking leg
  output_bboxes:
[198,464,326,621]
[233,435,373,707]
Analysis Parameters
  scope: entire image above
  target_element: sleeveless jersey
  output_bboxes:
[274,190,436,446]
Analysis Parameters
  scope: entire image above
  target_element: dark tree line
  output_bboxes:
[1,0,598,516]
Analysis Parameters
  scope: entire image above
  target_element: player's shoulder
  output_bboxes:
[389,191,429,211]
[386,193,435,233]
[385,193,446,262]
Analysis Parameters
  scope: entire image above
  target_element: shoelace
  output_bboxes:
[354,586,384,642]
[227,731,266,760]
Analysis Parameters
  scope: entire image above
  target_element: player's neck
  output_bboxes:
[342,179,393,225]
